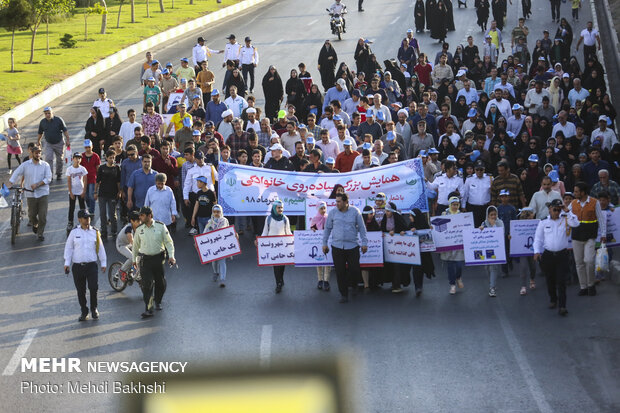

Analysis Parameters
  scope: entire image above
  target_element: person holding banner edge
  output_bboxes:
[203,205,234,288]
[322,193,368,303]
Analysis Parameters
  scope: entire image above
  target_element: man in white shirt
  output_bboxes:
[576,21,601,62]
[456,79,479,104]
[529,176,562,219]
[342,89,361,116]
[280,121,301,154]
[93,88,114,119]
[592,115,618,151]
[119,109,142,149]
[426,160,466,214]
[315,128,340,160]
[239,36,259,93]
[567,78,590,107]
[192,36,223,69]
[524,80,550,111]
[224,85,248,118]
[485,87,512,119]
[222,34,241,67]
[244,107,261,132]
[463,160,492,226]
[370,94,392,123]
[551,111,577,138]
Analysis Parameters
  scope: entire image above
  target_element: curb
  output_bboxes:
[0,0,268,130]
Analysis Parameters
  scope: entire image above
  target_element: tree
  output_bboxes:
[0,0,32,72]
[26,0,74,64]
[116,0,123,28]
[130,0,134,23]
[84,2,105,40]
[158,0,164,12]
[99,0,107,34]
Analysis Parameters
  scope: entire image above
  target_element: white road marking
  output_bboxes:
[259,324,272,368]
[307,19,318,26]
[2,329,38,376]
[390,16,400,25]
[495,306,553,413]
[272,39,284,46]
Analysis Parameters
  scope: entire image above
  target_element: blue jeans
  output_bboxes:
[197,216,210,234]
[447,261,464,285]
[85,183,96,214]
[212,258,227,281]
[487,264,500,288]
[98,197,117,236]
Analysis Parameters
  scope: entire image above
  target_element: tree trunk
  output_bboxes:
[117,0,123,28]
[159,0,164,12]
[100,0,108,34]
[131,0,135,23]
[146,0,150,17]
[189,0,193,4]
[84,12,88,40]
[46,16,49,55]
[11,28,15,72]
[28,24,39,64]
[171,0,174,9]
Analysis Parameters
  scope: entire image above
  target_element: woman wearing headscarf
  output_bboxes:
[406,209,435,296]
[85,107,106,155]
[303,83,324,119]
[256,200,292,293]
[318,40,338,92]
[262,65,284,121]
[335,62,355,90]
[491,0,507,31]
[226,68,247,98]
[398,39,416,75]
[354,38,372,74]
[555,18,573,52]
[479,205,504,297]
[105,106,123,148]
[310,202,332,291]
[361,206,382,290]
[204,205,236,288]
[430,1,448,43]
[475,0,490,31]
[364,54,383,78]
[414,0,425,33]
[285,69,307,109]
[425,0,438,33]
[381,202,409,293]
[442,0,455,32]
[546,76,563,114]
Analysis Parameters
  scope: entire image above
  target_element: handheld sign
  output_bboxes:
[430,212,474,252]
[257,235,295,266]
[193,226,241,264]
[293,230,383,267]
[383,234,421,265]
[463,227,507,266]
[509,219,540,257]
[414,229,436,252]
[305,198,366,229]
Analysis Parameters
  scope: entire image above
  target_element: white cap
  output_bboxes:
[270,143,284,151]
[397,109,408,117]
[456,69,466,77]
[221,109,233,118]
[599,115,608,122]
[247,107,256,114]
[336,78,346,87]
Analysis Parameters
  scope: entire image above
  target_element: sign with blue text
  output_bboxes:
[463,227,507,266]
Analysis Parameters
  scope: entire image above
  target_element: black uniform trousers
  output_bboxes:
[540,249,569,308]
[241,64,255,91]
[549,0,561,21]
[140,252,167,311]
[331,246,361,298]
[72,262,98,314]
[467,203,489,227]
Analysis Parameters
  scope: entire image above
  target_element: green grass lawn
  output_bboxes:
[0,0,242,113]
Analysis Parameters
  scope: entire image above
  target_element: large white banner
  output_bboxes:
[193,226,241,264]
[383,234,421,265]
[293,230,384,267]
[430,213,474,252]
[463,227,507,266]
[217,159,429,216]
[509,219,540,257]
[304,198,366,228]
[256,235,295,266]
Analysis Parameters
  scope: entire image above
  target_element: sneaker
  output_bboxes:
[558,307,568,316]
[391,288,403,293]
[587,285,597,296]
[317,280,323,290]
[415,288,422,297]
[323,281,330,291]
[189,228,198,236]
[449,285,456,295]
[212,274,219,282]
[456,278,464,289]
[578,288,588,296]
[489,287,497,297]
[219,283,226,288]
[520,286,527,295]
[529,280,536,290]
[275,283,283,293]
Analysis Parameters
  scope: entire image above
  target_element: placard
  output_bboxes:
[463,227,507,266]
[304,198,366,228]
[383,234,421,265]
[509,219,540,257]
[414,229,436,252]
[604,208,620,247]
[430,212,474,252]
[293,230,383,267]
[256,235,295,266]
[193,226,241,264]
[166,92,185,112]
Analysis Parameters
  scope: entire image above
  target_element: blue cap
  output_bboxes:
[361,142,372,150]
[196,176,209,184]
[419,150,427,157]
[83,139,92,147]
[428,148,439,154]
[333,115,342,121]
[548,170,559,183]
[468,108,477,117]
[298,123,306,129]
[193,95,201,100]
[166,62,173,67]
[43,106,52,112]
[386,131,395,141]
[376,111,385,121]
[528,154,539,162]
[180,78,187,83]
[182,117,192,127]
[211,89,220,96]
[366,109,374,117]
[162,69,169,75]
[512,103,522,111]
[306,136,315,144]
[364,39,372,44]
[499,189,510,196]
[343,138,353,146]
[147,76,156,82]
[326,157,335,164]
[192,130,201,136]
[180,57,189,62]
[446,155,457,162]
[151,60,159,65]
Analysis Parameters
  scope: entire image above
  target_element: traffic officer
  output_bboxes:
[223,34,241,67]
[192,36,223,73]
[63,209,107,321]
[463,159,493,227]
[426,159,465,215]
[533,199,580,316]
[132,206,176,318]
[240,36,259,94]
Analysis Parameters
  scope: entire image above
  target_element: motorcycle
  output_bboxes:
[326,7,346,40]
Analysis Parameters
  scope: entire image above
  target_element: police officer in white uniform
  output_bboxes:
[426,158,465,215]
[192,36,223,73]
[240,36,260,93]
[223,34,241,67]
[64,210,107,321]
[533,199,580,316]
[463,160,493,226]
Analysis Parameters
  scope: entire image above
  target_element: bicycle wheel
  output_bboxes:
[108,262,128,292]
[11,205,18,245]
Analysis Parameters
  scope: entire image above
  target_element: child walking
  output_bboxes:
[440,194,466,295]
[481,205,504,297]
[497,189,518,277]
[66,152,88,227]
[5,118,22,173]
[203,204,235,288]
[515,207,537,295]
[310,202,331,291]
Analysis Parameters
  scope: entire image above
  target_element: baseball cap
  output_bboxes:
[245,36,251,42]
[547,199,563,208]
[306,137,315,144]
[456,69,466,77]
[196,176,209,184]
[428,148,439,154]
[336,79,346,87]
[474,160,485,169]
[205,120,214,127]
[446,155,457,162]
[194,151,204,159]
[77,209,94,219]
[226,34,236,39]
[419,150,427,158]
[162,69,169,75]
[333,114,342,121]
[72,152,83,158]
[278,110,287,119]
[599,115,608,122]
[151,60,159,65]
[180,78,187,83]
[407,29,413,33]
[43,106,52,112]
[98,88,105,94]
[139,206,153,215]
[528,154,539,162]
[343,138,353,146]
[193,95,201,100]
[166,62,173,67]
[192,130,201,136]
[361,142,372,150]
[499,189,510,196]
[211,89,220,96]
[83,139,92,147]
[326,157,335,164]
[147,77,156,82]
[512,103,522,111]
[548,170,559,183]
[467,108,477,117]
[270,143,284,151]
[180,57,189,62]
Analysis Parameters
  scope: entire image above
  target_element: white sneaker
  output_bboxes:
[520,286,527,295]
[188,228,198,235]
[489,287,497,297]
[456,278,464,289]
[449,285,456,295]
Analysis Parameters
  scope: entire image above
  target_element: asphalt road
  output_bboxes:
[1,1,619,412]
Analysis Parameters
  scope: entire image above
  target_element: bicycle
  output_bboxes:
[108,257,143,292]
[8,186,34,245]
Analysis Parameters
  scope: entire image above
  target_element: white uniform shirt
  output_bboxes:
[93,98,113,118]
[463,174,492,206]
[192,44,222,66]
[183,163,218,199]
[329,2,346,14]
[64,226,107,266]
[426,174,466,207]
[239,46,259,65]
[223,42,241,63]
[533,213,580,253]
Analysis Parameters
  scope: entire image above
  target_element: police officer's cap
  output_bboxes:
[77,209,94,219]
[128,211,141,221]
[139,206,153,215]
[547,199,563,208]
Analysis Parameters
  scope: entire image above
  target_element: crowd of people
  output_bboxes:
[3,1,618,318]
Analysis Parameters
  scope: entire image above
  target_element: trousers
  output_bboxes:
[140,252,167,311]
[549,0,561,20]
[273,265,285,285]
[241,64,255,91]
[331,246,361,297]
[446,260,464,285]
[27,196,48,236]
[540,249,569,308]
[72,262,98,314]
[68,195,86,223]
[316,266,331,282]
[572,238,596,288]
[44,140,64,176]
[117,245,133,272]
[98,197,117,236]
[212,258,227,281]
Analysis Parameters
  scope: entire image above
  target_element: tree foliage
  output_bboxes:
[0,0,33,71]
[26,0,75,63]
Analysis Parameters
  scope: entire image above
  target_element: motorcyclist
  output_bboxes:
[329,0,347,33]
[115,211,142,280]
